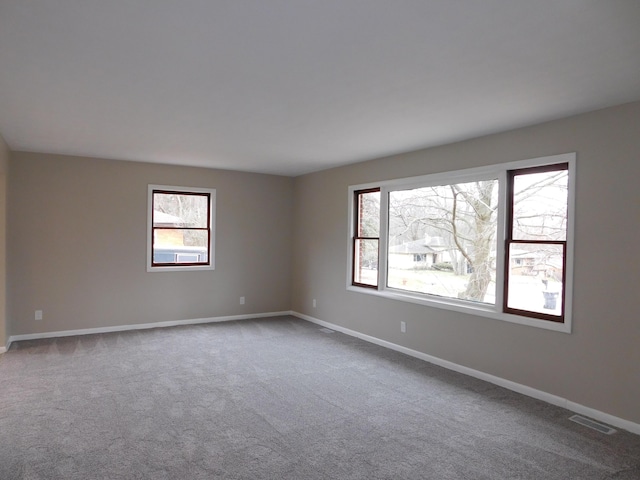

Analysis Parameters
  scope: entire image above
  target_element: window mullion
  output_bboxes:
[494,170,508,314]
[378,186,390,292]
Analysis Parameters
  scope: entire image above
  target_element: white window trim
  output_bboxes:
[347,153,576,333]
[147,184,216,273]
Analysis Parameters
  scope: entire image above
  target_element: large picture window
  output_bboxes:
[147,185,216,272]
[348,154,575,332]
[387,179,499,304]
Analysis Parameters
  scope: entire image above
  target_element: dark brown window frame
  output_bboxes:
[352,188,380,288]
[151,189,212,268]
[503,163,569,323]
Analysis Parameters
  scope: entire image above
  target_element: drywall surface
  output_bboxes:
[8,153,293,335]
[0,134,8,348]
[292,101,640,425]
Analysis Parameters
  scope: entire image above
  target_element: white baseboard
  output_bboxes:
[6,311,291,349]
[291,311,640,436]
[0,346,6,354]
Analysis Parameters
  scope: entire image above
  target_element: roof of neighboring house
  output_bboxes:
[153,210,185,226]
[511,248,541,258]
[511,249,563,268]
[389,236,447,255]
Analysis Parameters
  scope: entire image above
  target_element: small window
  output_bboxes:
[352,188,380,287]
[147,185,216,272]
[504,163,569,321]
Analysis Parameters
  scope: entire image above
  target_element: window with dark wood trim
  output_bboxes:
[151,188,213,268]
[348,154,574,331]
[352,188,380,287]
[504,163,569,322]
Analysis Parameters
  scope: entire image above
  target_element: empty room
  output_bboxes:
[1,1,640,479]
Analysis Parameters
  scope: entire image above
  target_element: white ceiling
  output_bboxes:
[1,1,640,176]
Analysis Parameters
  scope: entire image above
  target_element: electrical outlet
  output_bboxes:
[35,310,43,321]
[400,321,406,333]
[313,299,317,308]
[240,296,245,305]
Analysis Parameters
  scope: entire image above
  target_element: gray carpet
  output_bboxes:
[1,315,639,480]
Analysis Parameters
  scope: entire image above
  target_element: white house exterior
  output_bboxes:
[388,236,452,270]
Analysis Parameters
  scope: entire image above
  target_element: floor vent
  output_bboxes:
[569,415,617,435]
[319,328,335,334]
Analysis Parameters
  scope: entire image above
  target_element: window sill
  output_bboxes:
[346,285,571,333]
[147,265,215,273]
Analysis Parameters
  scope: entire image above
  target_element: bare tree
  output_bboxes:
[387,170,567,302]
[450,181,496,301]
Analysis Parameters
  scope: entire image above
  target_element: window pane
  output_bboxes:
[507,243,564,316]
[153,228,208,246]
[357,190,380,237]
[512,169,568,241]
[388,180,498,304]
[354,239,378,286]
[153,193,209,228]
[153,229,209,264]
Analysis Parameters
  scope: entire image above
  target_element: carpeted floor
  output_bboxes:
[1,315,639,479]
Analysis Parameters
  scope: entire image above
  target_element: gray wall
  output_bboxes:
[291,101,640,425]
[8,152,293,335]
[0,134,7,347]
